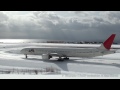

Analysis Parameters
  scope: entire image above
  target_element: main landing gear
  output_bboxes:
[57,57,69,61]
[25,54,28,59]
[64,57,69,60]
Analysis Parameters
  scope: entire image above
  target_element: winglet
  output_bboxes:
[99,34,116,50]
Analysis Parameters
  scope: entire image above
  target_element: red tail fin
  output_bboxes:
[103,34,116,50]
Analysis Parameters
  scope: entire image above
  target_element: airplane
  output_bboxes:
[21,34,116,61]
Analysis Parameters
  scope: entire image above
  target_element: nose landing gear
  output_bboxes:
[25,54,28,59]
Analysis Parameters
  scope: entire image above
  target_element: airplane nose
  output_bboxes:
[21,49,25,53]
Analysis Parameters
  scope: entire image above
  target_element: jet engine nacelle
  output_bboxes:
[42,54,52,60]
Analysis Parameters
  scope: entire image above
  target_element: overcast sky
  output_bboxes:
[0,11,120,42]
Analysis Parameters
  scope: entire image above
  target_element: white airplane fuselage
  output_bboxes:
[21,34,116,60]
[21,47,115,58]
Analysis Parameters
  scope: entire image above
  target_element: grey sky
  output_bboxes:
[0,11,120,43]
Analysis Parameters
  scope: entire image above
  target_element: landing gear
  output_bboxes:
[57,57,64,61]
[57,57,69,61]
[64,57,69,60]
[57,59,64,61]
[25,54,28,59]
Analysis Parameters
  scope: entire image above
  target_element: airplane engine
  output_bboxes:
[42,54,52,60]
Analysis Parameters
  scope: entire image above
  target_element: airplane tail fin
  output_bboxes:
[99,34,116,50]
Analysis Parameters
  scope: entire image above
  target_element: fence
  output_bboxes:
[0,66,61,75]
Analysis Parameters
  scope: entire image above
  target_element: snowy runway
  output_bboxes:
[0,43,120,76]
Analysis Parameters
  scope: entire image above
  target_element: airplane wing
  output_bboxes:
[49,53,66,57]
[49,53,65,57]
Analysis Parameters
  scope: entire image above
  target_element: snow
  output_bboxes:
[0,43,120,79]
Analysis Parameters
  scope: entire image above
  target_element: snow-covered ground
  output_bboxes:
[0,43,120,79]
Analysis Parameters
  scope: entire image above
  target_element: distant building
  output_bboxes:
[47,41,65,43]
